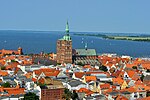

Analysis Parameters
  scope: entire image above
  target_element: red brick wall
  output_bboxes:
[41,88,64,100]
[57,40,72,64]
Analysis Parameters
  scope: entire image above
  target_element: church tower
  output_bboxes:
[18,47,23,55]
[56,21,72,64]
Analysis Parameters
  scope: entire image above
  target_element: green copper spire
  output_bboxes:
[60,20,71,41]
[65,20,69,33]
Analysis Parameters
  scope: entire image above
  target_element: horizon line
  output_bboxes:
[0,29,149,34]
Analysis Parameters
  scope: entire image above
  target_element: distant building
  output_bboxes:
[18,47,23,55]
[72,43,100,65]
[40,77,65,100]
[0,47,23,56]
[74,48,96,56]
[56,21,72,64]
[41,87,64,100]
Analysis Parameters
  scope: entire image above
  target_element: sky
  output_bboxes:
[0,0,150,33]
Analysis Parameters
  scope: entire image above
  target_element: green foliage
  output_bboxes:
[27,53,34,56]
[1,66,6,70]
[147,69,150,72]
[140,74,145,82]
[11,60,17,62]
[77,62,85,66]
[63,88,72,100]
[62,88,78,100]
[57,63,61,65]
[99,65,108,72]
[147,91,150,97]
[73,33,107,38]
[37,83,46,87]
[24,92,39,100]
[2,82,10,88]
[132,66,137,69]
[71,90,79,100]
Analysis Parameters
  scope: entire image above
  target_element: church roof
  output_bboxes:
[75,49,96,56]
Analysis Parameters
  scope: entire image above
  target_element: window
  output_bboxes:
[139,94,143,98]
[134,95,137,98]
[67,42,70,45]
[134,93,138,98]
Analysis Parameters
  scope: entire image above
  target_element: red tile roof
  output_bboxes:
[74,72,84,78]
[83,65,91,68]
[24,72,33,78]
[116,95,128,100]
[1,49,19,55]
[5,62,19,70]
[76,88,94,96]
[111,70,121,77]
[126,64,137,69]
[104,88,113,94]
[32,78,37,82]
[38,77,45,84]
[34,68,60,77]
[100,83,110,89]
[112,77,124,85]
[74,71,110,79]
[0,87,25,96]
[141,63,150,69]
[85,76,97,82]
[0,70,8,76]
[126,70,140,81]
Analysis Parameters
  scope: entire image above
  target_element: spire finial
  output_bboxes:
[66,20,69,33]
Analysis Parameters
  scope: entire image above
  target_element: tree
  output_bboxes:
[2,82,10,88]
[147,69,150,72]
[11,60,17,62]
[140,74,145,82]
[71,90,79,100]
[62,88,79,100]
[147,91,150,97]
[37,83,46,87]
[77,62,85,66]
[99,65,108,72]
[24,92,39,100]
[132,66,137,69]
[1,66,6,70]
[57,63,61,65]
[62,88,72,100]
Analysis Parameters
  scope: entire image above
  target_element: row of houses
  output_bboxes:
[0,53,150,100]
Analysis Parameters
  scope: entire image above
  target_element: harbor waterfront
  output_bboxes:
[0,26,150,100]
[0,22,150,100]
[0,30,150,58]
[1,0,150,100]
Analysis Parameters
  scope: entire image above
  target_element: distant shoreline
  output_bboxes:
[73,33,150,42]
[104,36,150,42]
